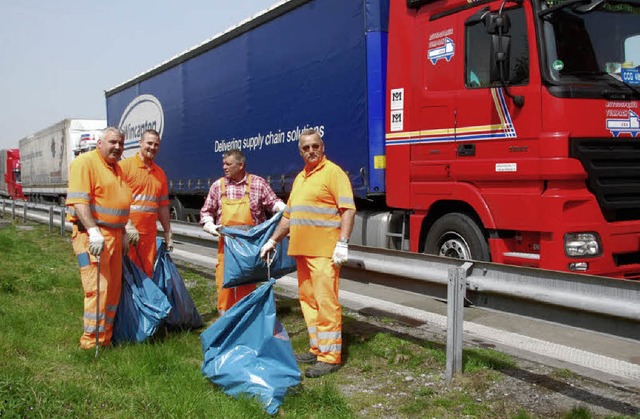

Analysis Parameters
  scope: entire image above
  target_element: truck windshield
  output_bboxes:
[538,0,640,91]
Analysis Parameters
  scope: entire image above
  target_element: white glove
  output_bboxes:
[87,227,105,256]
[332,241,349,266]
[164,231,173,253]
[260,239,277,261]
[273,201,286,212]
[125,220,139,246]
[203,221,221,237]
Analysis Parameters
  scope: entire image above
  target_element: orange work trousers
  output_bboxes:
[129,231,156,278]
[296,255,342,364]
[72,225,123,349]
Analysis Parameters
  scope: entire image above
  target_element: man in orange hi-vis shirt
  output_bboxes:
[260,128,356,378]
[120,129,172,277]
[66,127,131,349]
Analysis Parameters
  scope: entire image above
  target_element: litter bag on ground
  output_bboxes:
[113,256,172,344]
[200,279,300,415]
[151,240,204,330]
[222,210,296,288]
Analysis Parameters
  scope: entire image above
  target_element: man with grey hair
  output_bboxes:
[66,127,132,349]
[260,128,356,378]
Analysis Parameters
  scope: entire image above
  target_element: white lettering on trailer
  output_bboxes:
[211,124,326,155]
[118,94,165,158]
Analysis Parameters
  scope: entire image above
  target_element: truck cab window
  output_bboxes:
[465,6,529,88]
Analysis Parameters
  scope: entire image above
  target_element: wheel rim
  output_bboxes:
[437,232,472,259]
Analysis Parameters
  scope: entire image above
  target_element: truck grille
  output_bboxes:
[570,138,640,222]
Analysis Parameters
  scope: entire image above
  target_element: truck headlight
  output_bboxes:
[564,233,601,257]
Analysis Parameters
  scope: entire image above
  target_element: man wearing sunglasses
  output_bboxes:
[260,128,355,378]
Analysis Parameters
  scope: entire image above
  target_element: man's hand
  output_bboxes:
[125,220,140,246]
[203,221,221,237]
[260,238,277,261]
[273,201,286,212]
[87,227,105,256]
[164,231,174,253]
[332,241,349,266]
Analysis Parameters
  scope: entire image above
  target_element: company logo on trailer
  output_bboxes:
[118,94,164,151]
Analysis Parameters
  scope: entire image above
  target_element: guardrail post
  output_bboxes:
[11,200,16,220]
[23,202,27,223]
[60,207,66,236]
[446,262,473,383]
[49,206,54,232]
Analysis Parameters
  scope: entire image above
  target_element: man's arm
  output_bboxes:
[339,208,356,241]
[260,216,290,260]
[270,216,291,243]
[74,203,97,229]
[158,205,171,234]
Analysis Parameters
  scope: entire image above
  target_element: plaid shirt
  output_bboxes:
[200,173,282,225]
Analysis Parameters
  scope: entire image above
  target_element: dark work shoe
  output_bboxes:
[295,352,317,364]
[304,361,341,378]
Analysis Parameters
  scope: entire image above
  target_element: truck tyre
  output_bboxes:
[169,198,185,221]
[424,213,490,261]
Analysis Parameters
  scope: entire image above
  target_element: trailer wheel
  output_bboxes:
[169,198,185,221]
[424,213,490,261]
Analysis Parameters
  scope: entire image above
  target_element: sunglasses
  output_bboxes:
[301,143,321,151]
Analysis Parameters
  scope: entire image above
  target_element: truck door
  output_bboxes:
[455,2,542,193]
[407,10,459,202]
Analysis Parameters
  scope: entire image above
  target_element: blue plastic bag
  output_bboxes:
[113,256,172,344]
[222,210,297,288]
[201,279,300,415]
[152,241,204,330]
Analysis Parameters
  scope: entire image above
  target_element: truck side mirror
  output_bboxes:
[490,34,511,83]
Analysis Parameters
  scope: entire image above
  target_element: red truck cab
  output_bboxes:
[1,149,24,200]
[386,0,640,278]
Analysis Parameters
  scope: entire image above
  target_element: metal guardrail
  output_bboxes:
[3,198,639,342]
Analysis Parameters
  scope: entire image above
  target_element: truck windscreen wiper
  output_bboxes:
[561,71,640,98]
[538,0,640,16]
[538,0,592,17]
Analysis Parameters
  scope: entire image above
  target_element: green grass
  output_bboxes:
[0,220,604,418]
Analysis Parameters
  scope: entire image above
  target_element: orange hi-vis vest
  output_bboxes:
[286,157,355,257]
[120,154,169,234]
[66,149,131,229]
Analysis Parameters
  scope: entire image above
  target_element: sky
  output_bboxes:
[0,0,280,150]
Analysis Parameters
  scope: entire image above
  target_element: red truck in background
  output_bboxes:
[0,149,24,201]
[387,0,640,278]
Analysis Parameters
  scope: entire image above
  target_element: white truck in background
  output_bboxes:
[19,119,106,204]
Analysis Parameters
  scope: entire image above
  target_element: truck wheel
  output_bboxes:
[424,213,490,261]
[169,198,185,221]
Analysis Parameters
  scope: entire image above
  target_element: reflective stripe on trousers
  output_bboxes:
[296,255,342,364]
[72,225,123,349]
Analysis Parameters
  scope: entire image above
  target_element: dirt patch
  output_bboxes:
[338,309,640,418]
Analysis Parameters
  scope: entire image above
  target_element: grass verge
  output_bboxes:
[0,221,607,418]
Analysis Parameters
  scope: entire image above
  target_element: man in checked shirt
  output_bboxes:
[200,149,285,315]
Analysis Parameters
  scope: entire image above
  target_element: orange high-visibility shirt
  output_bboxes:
[286,157,355,257]
[66,149,131,229]
[120,154,169,234]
